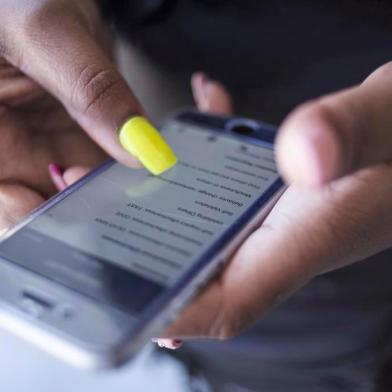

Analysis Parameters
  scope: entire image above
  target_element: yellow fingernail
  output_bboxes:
[119,116,178,175]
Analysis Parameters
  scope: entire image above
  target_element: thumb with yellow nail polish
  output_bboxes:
[119,117,178,175]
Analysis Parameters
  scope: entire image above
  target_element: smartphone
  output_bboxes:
[0,111,284,369]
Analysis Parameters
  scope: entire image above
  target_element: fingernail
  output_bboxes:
[119,116,178,175]
[154,339,183,350]
[173,339,183,348]
[48,163,63,176]
[48,163,67,191]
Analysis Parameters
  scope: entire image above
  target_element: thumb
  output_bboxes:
[3,1,176,174]
[276,62,392,185]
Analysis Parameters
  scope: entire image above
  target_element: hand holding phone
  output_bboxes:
[1,76,391,370]
[155,77,392,349]
[0,104,284,368]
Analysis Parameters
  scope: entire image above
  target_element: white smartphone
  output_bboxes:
[0,111,284,369]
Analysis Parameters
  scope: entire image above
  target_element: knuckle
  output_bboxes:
[71,65,123,116]
[24,0,70,28]
[21,0,97,42]
[1,1,68,65]
[19,1,57,36]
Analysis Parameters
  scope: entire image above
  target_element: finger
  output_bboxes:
[0,182,44,233]
[62,166,90,186]
[152,338,183,350]
[276,62,392,186]
[48,164,91,191]
[165,165,392,340]
[3,2,176,174]
[191,72,233,115]
[0,75,42,107]
[48,164,67,191]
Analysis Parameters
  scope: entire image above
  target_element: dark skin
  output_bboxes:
[0,58,107,229]
[1,0,392,349]
[1,0,144,167]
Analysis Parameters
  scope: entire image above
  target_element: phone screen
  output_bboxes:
[0,120,280,314]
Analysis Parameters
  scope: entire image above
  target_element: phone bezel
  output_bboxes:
[0,110,284,368]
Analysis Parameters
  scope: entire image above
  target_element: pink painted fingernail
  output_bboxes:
[48,163,67,191]
[172,339,183,349]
